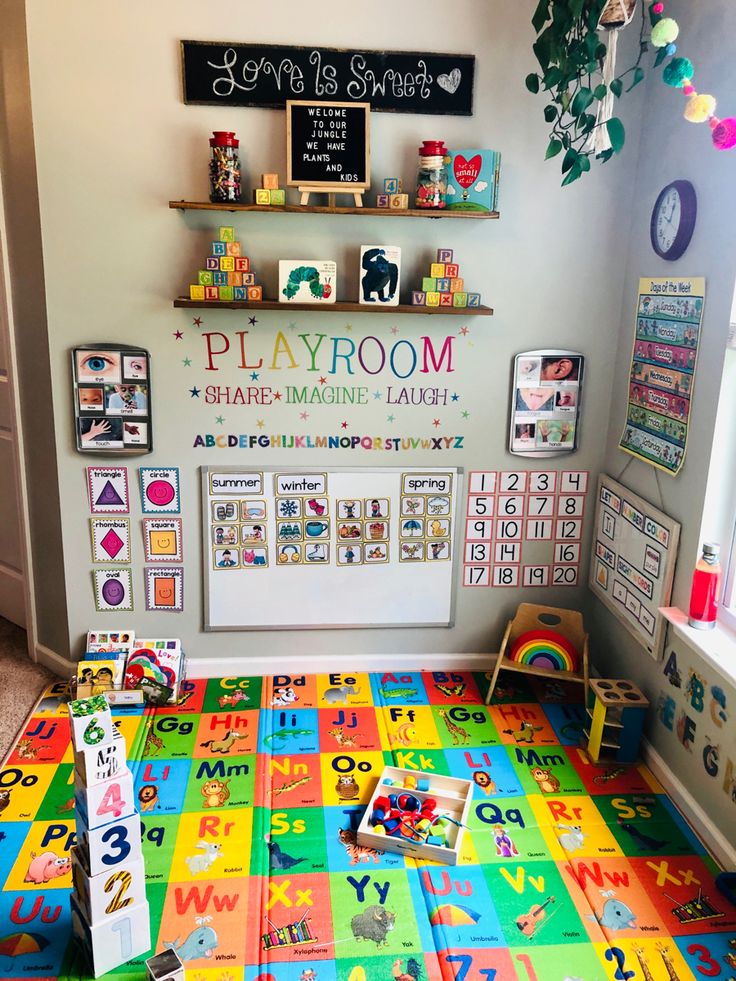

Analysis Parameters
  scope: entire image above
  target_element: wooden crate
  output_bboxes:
[357,765,472,865]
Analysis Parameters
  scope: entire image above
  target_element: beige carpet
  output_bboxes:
[0,617,56,761]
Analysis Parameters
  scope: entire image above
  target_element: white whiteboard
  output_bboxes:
[202,466,462,630]
[588,474,680,659]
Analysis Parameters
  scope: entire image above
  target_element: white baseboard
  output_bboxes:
[35,642,75,678]
[642,736,736,870]
[186,651,494,678]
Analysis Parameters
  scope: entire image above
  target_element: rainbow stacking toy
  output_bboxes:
[507,628,579,673]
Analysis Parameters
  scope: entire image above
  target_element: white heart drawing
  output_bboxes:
[437,68,462,95]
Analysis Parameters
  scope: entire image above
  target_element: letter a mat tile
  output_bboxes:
[0,673,728,979]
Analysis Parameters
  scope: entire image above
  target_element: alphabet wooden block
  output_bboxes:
[384,178,402,194]
[453,291,468,307]
[440,293,453,306]
[212,242,226,256]
[376,194,390,208]
[426,291,440,306]
[205,257,219,270]
[197,270,213,286]
[436,278,451,293]
[242,272,255,285]
[445,263,459,279]
[76,767,135,831]
[219,256,235,272]
[205,286,219,300]
[233,286,247,300]
[412,291,426,305]
[389,193,409,210]
[262,173,279,190]
[227,271,243,287]
[74,727,127,788]
[69,696,113,753]
[430,263,446,279]
[450,277,464,293]
[437,249,453,263]
[212,271,227,285]
[218,226,235,242]
[270,188,285,205]
[422,277,437,292]
[254,188,271,205]
[235,257,250,272]
[189,285,205,301]
[219,286,234,301]
[71,893,151,978]
[247,285,263,301]
[72,849,147,924]
[226,241,241,257]
[75,812,143,878]
[467,292,481,307]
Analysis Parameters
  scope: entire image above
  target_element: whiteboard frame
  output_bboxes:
[588,473,680,660]
[201,465,463,631]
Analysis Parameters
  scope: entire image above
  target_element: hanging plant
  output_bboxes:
[526,0,649,184]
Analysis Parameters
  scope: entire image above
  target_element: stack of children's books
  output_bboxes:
[76,631,186,706]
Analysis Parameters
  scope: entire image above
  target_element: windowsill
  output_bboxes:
[660,607,736,686]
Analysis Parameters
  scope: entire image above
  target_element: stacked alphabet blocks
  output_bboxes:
[411,249,481,308]
[68,694,150,977]
[376,178,409,210]
[253,172,286,206]
[189,226,263,302]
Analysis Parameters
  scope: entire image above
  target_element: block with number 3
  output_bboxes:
[76,812,143,877]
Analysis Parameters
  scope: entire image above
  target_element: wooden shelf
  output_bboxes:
[169,200,500,220]
[173,298,493,315]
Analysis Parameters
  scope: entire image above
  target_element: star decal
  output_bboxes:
[461,410,470,419]
[451,393,459,402]
[288,321,297,330]
[373,390,382,400]
[387,414,395,423]
[390,326,399,335]
[182,357,192,367]
[257,419,265,429]
[318,376,327,385]
[189,386,201,398]
[215,415,225,425]
[250,371,260,381]
[248,316,258,326]
[192,317,202,327]
[459,326,469,336]
[345,323,353,332]
[299,411,309,421]
[273,391,282,401]
[433,419,441,428]
[173,330,184,340]
[341,421,349,429]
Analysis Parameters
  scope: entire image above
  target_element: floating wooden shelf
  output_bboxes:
[169,200,500,220]
[173,297,493,315]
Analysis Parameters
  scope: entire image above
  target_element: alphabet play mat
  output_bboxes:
[1,671,733,980]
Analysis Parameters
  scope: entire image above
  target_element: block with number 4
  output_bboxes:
[76,767,136,831]
[72,848,147,923]
[76,812,143,877]
[71,893,150,978]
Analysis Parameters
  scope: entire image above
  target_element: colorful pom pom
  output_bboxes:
[663,57,694,88]
[666,43,677,56]
[651,18,680,47]
[712,117,736,150]
[653,2,664,12]
[684,93,717,123]
[682,84,696,96]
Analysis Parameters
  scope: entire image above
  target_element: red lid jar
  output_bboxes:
[209,131,241,203]
[415,140,448,209]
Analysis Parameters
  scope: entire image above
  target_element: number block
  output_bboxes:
[188,285,205,301]
[69,696,114,753]
[452,292,468,307]
[430,263,446,279]
[270,188,286,205]
[225,241,241,256]
[422,277,437,292]
[467,292,481,307]
[375,193,390,208]
[219,256,235,272]
[204,286,219,300]
[71,893,150,979]
[383,178,402,193]
[197,270,212,286]
[437,249,453,263]
[254,188,271,204]
[389,193,409,209]
[76,768,136,831]
[218,226,235,242]
[76,812,143,878]
[205,257,219,270]
[234,257,250,272]
[262,173,279,190]
[247,285,263,301]
[412,291,426,306]
[74,726,127,788]
[425,291,440,307]
[211,241,226,256]
[72,849,147,923]
[440,293,453,306]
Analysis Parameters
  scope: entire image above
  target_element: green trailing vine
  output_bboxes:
[526,0,650,184]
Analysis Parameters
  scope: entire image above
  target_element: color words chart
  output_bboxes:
[203,467,461,629]
[462,470,589,589]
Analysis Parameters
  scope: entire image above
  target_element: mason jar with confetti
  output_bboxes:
[209,131,241,203]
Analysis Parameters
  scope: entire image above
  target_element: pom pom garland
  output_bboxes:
[651,0,735,151]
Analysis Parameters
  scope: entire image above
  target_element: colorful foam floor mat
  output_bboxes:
[1,670,734,981]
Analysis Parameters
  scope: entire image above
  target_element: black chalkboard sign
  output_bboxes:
[181,41,474,116]
[287,101,370,190]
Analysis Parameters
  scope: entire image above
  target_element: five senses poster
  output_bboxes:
[509,350,584,456]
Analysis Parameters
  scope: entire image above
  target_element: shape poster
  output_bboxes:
[589,474,680,659]
[619,277,705,475]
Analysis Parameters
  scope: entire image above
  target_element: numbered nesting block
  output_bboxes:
[219,256,235,272]
[69,695,114,753]
[436,278,451,293]
[204,286,219,300]
[226,241,241,256]
[74,725,127,788]
[376,193,390,208]
[205,257,219,270]
[437,249,453,263]
[450,277,464,293]
[430,262,446,279]
[234,257,250,272]
[384,178,402,194]
[72,848,147,924]
[445,263,459,279]
[233,286,247,300]
[389,193,409,210]
[212,241,226,256]
[218,226,235,242]
[262,173,279,190]
[197,270,213,286]
[453,292,468,307]
[270,188,286,205]
[212,271,227,286]
[440,293,453,306]
[146,948,185,981]
[76,812,143,878]
[412,291,426,305]
[76,767,136,831]
[254,188,271,205]
[426,291,440,307]
[467,293,481,307]
[422,277,437,293]
[242,272,255,285]
[71,893,151,979]
[247,285,263,301]
[189,285,205,301]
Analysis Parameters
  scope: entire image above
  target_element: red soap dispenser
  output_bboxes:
[688,542,721,630]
